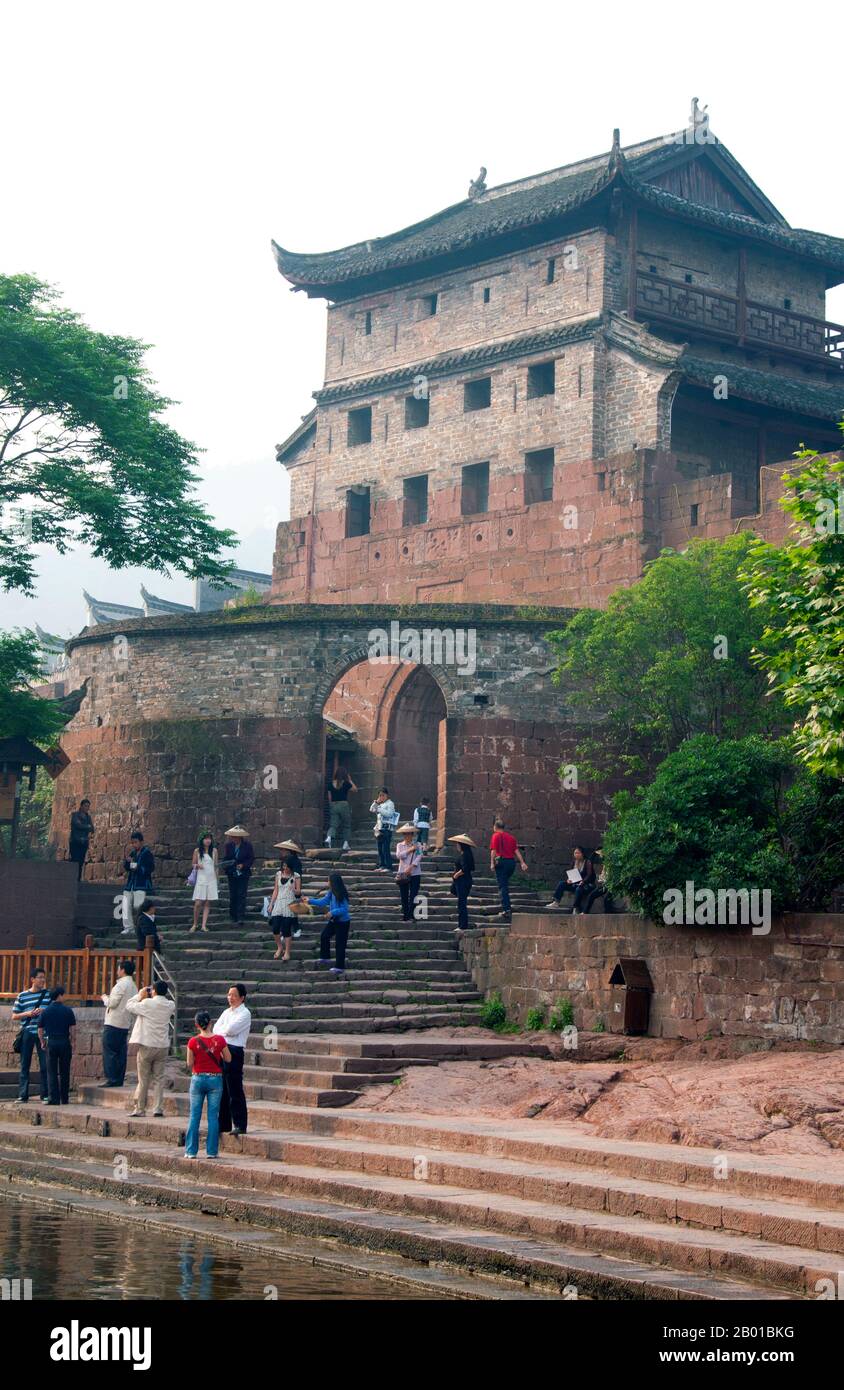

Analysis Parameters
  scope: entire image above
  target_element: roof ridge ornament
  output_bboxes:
[663,97,717,147]
[608,129,626,175]
[468,166,487,199]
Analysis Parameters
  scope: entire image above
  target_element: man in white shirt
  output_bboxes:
[100,959,138,1088]
[126,981,175,1117]
[213,984,251,1136]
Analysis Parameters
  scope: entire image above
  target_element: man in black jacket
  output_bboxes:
[121,831,155,936]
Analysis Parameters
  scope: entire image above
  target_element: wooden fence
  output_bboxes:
[0,935,154,1003]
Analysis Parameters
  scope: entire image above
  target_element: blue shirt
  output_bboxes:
[124,845,155,891]
[38,1001,77,1042]
[13,987,52,1035]
[308,892,350,922]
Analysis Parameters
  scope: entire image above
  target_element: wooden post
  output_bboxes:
[144,940,154,990]
[22,934,35,992]
[83,933,94,1002]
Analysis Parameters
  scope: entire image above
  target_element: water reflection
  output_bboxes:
[0,1198,442,1301]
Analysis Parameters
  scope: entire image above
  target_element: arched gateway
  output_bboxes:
[53,603,602,882]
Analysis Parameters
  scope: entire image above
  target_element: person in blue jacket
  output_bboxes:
[309,872,351,975]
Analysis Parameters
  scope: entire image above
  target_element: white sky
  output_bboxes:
[2,0,842,635]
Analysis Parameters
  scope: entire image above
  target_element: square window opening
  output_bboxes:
[419,293,438,318]
[527,360,555,399]
[404,394,430,429]
[347,406,372,447]
[464,377,491,412]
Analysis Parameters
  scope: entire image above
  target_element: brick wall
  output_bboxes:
[0,862,79,949]
[0,1006,169,1089]
[461,912,844,1045]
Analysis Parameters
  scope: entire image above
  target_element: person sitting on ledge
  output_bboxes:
[545,846,596,914]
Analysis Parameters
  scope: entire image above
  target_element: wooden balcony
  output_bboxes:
[634,270,844,368]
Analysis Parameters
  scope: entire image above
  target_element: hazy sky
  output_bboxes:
[2,0,842,635]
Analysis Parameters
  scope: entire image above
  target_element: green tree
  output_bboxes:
[0,273,235,595]
[549,535,785,782]
[601,736,821,924]
[0,629,65,744]
[743,433,844,777]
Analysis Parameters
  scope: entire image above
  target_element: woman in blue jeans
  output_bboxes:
[184,1011,230,1159]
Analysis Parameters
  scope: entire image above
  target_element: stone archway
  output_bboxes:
[321,656,449,841]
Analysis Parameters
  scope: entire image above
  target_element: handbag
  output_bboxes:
[12,1029,23,1054]
[186,867,198,888]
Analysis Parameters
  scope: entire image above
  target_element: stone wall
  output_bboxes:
[52,605,606,880]
[0,1006,111,1087]
[461,911,844,1045]
[0,862,79,949]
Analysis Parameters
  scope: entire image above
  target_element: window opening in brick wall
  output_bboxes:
[473,694,489,706]
[345,487,371,537]
[464,377,491,412]
[347,405,372,446]
[690,502,699,527]
[596,472,606,492]
[684,273,693,284]
[419,293,438,318]
[364,310,372,335]
[483,285,491,303]
[404,394,429,429]
[783,297,792,310]
[402,474,429,527]
[527,360,555,398]
[546,257,556,284]
[524,448,555,504]
[461,461,489,516]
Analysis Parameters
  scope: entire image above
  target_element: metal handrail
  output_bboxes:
[152,950,178,1055]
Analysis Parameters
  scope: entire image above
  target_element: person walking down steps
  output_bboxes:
[120,831,155,936]
[489,818,528,920]
[395,824,423,921]
[309,871,351,975]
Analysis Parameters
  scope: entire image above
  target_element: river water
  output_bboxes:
[0,1196,445,1300]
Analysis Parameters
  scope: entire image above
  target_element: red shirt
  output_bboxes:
[188,1034,227,1073]
[490,831,518,858]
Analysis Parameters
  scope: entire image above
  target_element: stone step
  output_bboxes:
[0,1126,792,1300]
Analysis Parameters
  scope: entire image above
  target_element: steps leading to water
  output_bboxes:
[2,1090,838,1299]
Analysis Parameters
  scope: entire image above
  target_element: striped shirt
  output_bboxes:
[13,987,52,1035]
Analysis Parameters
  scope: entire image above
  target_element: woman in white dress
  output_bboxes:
[190,832,219,933]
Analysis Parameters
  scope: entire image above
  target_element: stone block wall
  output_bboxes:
[1,1006,110,1087]
[461,911,844,1045]
[0,862,79,949]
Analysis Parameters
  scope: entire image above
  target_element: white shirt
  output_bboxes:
[127,992,175,1048]
[370,798,397,830]
[213,1003,252,1049]
[103,974,137,1030]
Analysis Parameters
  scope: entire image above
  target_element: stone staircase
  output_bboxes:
[85,852,543,1040]
[1,1085,841,1298]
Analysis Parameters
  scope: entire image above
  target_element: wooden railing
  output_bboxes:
[0,935,154,1003]
[634,270,844,366]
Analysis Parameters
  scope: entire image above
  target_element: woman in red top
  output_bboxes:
[489,818,528,919]
[184,1010,231,1159]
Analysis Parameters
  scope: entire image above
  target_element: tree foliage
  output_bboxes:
[549,535,786,782]
[602,736,842,923]
[0,629,65,744]
[743,431,844,777]
[0,273,236,595]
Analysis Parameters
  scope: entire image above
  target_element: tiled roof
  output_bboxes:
[273,136,844,294]
[680,355,844,422]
